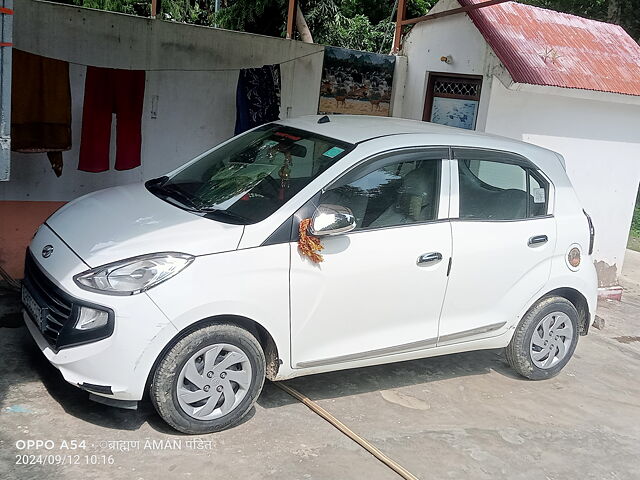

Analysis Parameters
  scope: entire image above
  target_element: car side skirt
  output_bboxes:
[284,324,512,378]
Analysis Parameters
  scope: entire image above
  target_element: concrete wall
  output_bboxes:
[0,0,325,276]
[485,80,640,285]
[2,0,325,202]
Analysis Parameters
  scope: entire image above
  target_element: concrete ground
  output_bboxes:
[620,248,640,294]
[1,257,639,480]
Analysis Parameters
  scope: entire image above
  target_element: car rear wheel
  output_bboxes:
[506,296,579,380]
[151,323,265,434]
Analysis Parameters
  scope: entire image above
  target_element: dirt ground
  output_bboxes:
[0,255,639,480]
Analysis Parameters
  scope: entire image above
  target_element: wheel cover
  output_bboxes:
[176,343,252,420]
[529,312,574,369]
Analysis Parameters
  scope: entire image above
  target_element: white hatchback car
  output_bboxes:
[22,115,597,433]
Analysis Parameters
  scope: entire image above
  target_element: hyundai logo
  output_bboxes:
[42,245,54,258]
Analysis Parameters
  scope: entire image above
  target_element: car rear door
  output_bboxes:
[438,147,556,345]
[289,148,452,369]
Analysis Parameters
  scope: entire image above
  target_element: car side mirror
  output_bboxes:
[309,204,356,236]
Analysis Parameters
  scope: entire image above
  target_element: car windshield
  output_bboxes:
[147,125,354,224]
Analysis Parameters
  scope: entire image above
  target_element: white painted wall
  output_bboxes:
[400,0,493,128]
[485,79,640,282]
[0,0,325,201]
[401,0,640,285]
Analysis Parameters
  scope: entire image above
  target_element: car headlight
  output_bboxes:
[73,252,194,295]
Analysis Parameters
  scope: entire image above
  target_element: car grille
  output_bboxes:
[23,252,74,348]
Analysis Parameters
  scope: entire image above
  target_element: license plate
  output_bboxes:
[22,286,43,327]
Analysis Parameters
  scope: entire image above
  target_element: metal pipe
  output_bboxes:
[275,382,420,480]
[392,0,406,53]
[0,0,12,181]
[286,0,297,39]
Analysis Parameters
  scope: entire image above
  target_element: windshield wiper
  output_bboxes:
[155,183,203,212]
[151,182,249,223]
[199,208,249,224]
[145,176,169,189]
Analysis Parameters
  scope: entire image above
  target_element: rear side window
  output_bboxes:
[455,149,549,220]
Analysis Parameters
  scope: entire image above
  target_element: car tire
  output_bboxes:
[151,323,266,434]
[506,296,579,380]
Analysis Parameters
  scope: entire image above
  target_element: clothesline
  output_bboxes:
[15,48,293,177]
[17,48,325,72]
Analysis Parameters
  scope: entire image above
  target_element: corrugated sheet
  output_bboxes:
[458,0,640,96]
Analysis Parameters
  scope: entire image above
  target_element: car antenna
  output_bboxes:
[318,115,330,124]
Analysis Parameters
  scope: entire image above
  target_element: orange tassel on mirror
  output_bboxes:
[298,218,323,263]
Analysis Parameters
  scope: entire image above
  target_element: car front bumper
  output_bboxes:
[22,225,179,402]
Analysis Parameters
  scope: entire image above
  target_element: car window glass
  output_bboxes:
[529,174,548,217]
[321,151,443,230]
[152,125,353,224]
[455,149,548,220]
[465,159,526,190]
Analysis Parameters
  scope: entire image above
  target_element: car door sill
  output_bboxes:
[437,321,507,347]
[295,321,508,369]
[295,337,438,369]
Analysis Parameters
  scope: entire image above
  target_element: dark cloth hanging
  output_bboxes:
[234,64,281,135]
[79,66,145,172]
[11,49,72,177]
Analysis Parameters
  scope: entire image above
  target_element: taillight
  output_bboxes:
[583,210,595,255]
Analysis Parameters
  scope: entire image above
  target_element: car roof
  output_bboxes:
[274,115,566,174]
[276,115,484,144]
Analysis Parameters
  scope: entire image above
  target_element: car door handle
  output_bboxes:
[417,252,443,265]
[528,235,548,246]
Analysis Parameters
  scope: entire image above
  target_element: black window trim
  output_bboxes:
[266,147,448,244]
[526,166,551,218]
[323,146,450,192]
[320,146,446,234]
[330,217,451,237]
[260,145,556,246]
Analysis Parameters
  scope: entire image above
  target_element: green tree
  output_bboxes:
[281,0,436,52]
[212,0,288,35]
[64,0,640,47]
[205,0,435,51]
[68,0,150,16]
[70,0,215,25]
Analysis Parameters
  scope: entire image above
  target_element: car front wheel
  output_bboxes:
[151,323,266,434]
[506,296,579,380]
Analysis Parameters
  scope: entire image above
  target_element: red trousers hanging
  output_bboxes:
[79,67,145,172]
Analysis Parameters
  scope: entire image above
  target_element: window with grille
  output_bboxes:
[422,74,482,130]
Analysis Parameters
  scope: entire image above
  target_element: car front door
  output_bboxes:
[438,148,556,345]
[289,148,452,369]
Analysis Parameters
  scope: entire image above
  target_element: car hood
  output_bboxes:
[47,183,244,267]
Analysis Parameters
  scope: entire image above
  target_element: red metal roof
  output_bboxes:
[458,0,640,96]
